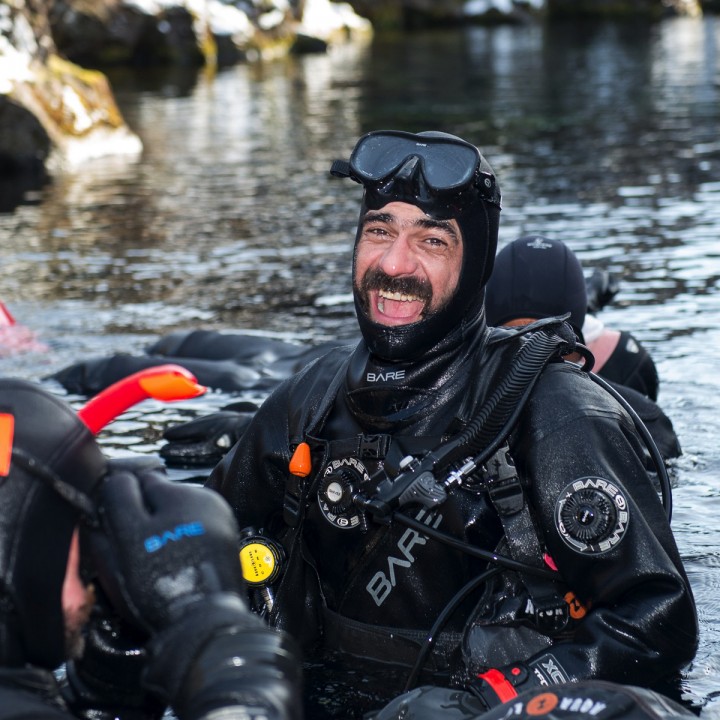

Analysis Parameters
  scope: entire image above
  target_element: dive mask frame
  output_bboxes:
[330,130,501,208]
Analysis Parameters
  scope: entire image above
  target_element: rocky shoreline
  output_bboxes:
[1,0,373,182]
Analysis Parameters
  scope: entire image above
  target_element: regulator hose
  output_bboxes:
[403,567,502,692]
[435,325,575,474]
[393,512,557,581]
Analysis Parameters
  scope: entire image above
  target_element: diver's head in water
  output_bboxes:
[331,130,501,361]
[0,378,106,669]
[485,235,588,342]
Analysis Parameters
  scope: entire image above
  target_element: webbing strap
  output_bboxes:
[483,443,568,633]
[283,356,351,527]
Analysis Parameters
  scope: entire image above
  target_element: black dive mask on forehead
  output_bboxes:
[332,130,501,362]
[331,130,501,218]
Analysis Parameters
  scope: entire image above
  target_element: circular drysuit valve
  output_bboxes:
[560,487,617,543]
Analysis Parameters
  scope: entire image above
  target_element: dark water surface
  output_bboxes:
[1,15,720,718]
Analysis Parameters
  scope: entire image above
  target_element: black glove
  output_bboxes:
[85,457,245,634]
[160,402,258,468]
[62,589,165,720]
[86,459,303,720]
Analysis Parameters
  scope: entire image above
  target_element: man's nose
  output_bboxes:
[377,235,417,276]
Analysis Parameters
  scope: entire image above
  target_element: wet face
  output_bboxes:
[354,202,463,327]
[62,529,95,659]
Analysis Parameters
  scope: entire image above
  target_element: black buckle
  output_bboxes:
[485,447,524,515]
[357,434,390,459]
[488,482,524,516]
[531,597,570,634]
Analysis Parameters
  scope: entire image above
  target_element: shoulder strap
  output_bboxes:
[283,353,352,528]
[482,442,569,634]
[287,349,354,447]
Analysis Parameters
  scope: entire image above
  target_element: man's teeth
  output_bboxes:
[378,290,421,302]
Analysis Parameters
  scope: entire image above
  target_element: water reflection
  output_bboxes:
[1,14,720,717]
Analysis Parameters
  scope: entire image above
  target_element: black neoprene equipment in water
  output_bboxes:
[0,378,106,670]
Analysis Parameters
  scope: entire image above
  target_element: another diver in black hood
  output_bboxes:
[207,130,697,718]
[484,235,680,463]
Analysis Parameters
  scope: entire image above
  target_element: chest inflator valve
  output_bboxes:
[319,469,357,516]
[317,459,370,531]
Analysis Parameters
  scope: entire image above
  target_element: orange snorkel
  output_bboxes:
[77,364,207,435]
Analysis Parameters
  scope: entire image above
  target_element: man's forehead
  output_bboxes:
[364,201,437,221]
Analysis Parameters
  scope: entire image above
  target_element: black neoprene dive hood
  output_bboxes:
[332,130,502,362]
[485,236,588,342]
[0,378,106,669]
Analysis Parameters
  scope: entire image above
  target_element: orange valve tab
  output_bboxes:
[0,413,14,477]
[289,442,312,477]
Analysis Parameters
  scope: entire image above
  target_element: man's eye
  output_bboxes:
[425,236,447,247]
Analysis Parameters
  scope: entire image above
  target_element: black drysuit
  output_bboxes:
[207,321,697,703]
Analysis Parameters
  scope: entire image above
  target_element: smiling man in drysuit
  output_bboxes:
[206,130,698,715]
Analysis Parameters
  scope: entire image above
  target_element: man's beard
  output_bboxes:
[64,583,96,660]
[356,267,434,318]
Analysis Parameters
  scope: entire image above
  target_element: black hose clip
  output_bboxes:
[530,595,570,634]
[485,448,524,516]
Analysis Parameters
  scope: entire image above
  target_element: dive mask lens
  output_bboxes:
[349,130,481,194]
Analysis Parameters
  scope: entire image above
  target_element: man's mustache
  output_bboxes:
[358,268,433,306]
